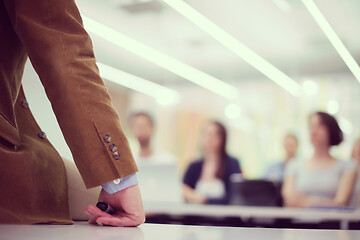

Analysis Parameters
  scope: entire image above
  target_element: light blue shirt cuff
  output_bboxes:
[101,173,138,194]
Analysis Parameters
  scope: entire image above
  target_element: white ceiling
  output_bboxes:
[75,0,360,86]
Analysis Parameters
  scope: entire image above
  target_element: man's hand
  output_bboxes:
[85,184,145,227]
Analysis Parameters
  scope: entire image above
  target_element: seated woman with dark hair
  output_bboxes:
[282,112,358,208]
[182,121,241,205]
[350,137,360,208]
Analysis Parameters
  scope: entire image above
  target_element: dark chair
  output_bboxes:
[229,176,283,207]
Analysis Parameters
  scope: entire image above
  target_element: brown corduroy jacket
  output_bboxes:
[0,0,137,224]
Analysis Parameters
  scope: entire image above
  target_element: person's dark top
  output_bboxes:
[183,156,242,204]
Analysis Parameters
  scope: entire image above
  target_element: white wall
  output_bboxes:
[22,61,74,161]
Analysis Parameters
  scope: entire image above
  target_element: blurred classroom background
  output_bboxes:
[20,0,360,229]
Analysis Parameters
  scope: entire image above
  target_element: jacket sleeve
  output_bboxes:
[3,0,138,188]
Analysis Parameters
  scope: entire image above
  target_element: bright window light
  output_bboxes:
[224,103,242,119]
[161,0,302,97]
[228,117,254,133]
[302,0,360,84]
[326,100,339,114]
[97,62,180,106]
[302,80,318,95]
[82,16,239,101]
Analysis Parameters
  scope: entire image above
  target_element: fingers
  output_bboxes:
[85,205,145,227]
[87,185,145,227]
[96,215,145,227]
[85,205,112,224]
[86,205,111,217]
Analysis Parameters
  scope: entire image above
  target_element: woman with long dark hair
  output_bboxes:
[282,112,357,207]
[182,121,241,204]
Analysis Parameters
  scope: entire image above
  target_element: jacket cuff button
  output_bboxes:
[38,131,47,139]
[103,134,112,143]
[109,144,117,152]
[21,100,29,109]
[113,151,120,160]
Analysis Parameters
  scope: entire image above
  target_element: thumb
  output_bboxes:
[96,216,143,227]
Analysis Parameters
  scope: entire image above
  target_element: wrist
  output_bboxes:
[101,173,138,194]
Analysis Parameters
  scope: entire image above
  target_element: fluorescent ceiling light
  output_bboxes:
[302,0,360,83]
[82,16,239,101]
[97,62,180,106]
[160,0,302,97]
[272,0,292,13]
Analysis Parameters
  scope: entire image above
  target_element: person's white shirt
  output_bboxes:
[195,179,226,199]
[129,138,177,164]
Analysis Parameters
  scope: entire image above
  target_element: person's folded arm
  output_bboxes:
[303,170,357,207]
[182,184,206,204]
[282,175,303,207]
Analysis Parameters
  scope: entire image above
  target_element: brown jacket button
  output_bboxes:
[113,151,120,160]
[103,134,112,143]
[38,131,47,139]
[21,100,29,109]
[109,144,117,152]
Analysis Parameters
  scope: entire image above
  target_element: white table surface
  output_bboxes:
[1,222,360,240]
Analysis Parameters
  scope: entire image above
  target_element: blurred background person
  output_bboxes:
[129,112,180,203]
[182,121,241,204]
[350,137,360,208]
[129,112,177,164]
[282,112,357,208]
[263,133,299,182]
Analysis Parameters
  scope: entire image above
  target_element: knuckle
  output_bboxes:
[133,214,145,226]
